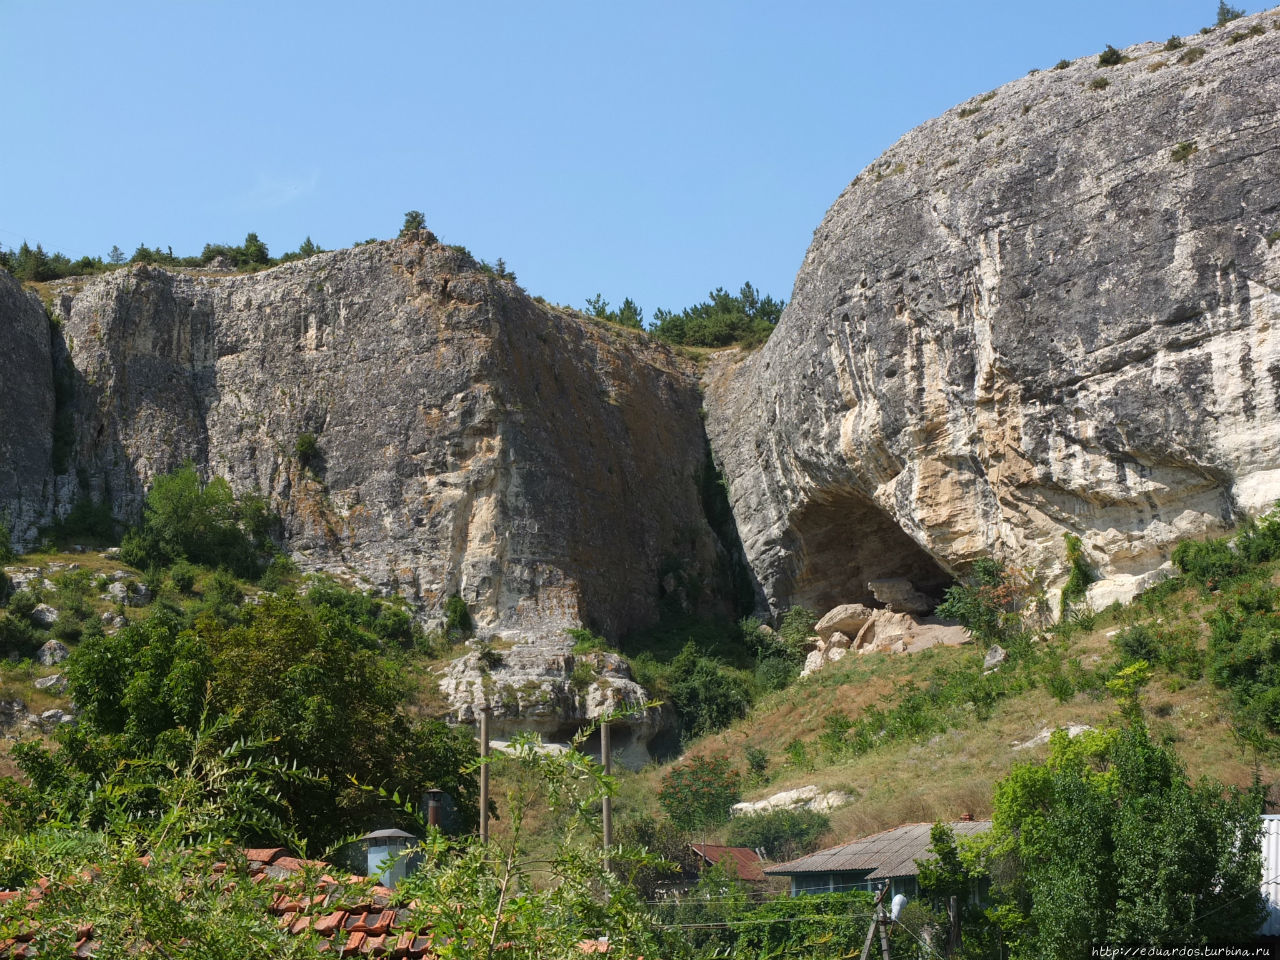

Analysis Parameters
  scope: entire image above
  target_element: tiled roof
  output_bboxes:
[689,844,766,884]
[0,847,426,958]
[0,847,644,958]
[764,819,992,880]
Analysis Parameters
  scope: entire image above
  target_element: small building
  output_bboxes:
[765,819,991,899]
[690,843,766,884]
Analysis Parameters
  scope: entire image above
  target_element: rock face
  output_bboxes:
[0,270,55,548]
[704,13,1280,614]
[39,236,732,638]
[438,641,667,768]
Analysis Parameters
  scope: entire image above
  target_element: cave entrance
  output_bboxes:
[781,486,953,614]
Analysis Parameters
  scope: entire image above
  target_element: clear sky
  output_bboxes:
[0,0,1250,318]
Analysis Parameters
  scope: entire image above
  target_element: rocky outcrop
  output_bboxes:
[40,236,732,638]
[705,11,1280,614]
[438,640,667,768]
[731,785,853,817]
[0,270,55,548]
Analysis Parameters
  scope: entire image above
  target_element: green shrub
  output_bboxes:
[1060,533,1096,608]
[1165,35,1186,50]
[1114,623,1157,663]
[1098,45,1123,66]
[257,554,297,592]
[444,593,472,639]
[744,745,769,782]
[8,589,37,622]
[726,808,830,862]
[294,432,320,470]
[1171,140,1199,162]
[784,738,812,770]
[777,605,818,650]
[0,611,39,658]
[658,754,742,831]
[649,282,783,348]
[121,464,274,580]
[568,627,610,654]
[1267,229,1280,247]
[1053,59,1072,70]
[1090,76,1111,90]
[1178,46,1207,64]
[957,105,982,118]
[168,560,197,594]
[45,499,117,545]
[1172,537,1246,590]
[0,517,13,565]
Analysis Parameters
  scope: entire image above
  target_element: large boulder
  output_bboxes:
[813,603,874,640]
[705,13,1280,616]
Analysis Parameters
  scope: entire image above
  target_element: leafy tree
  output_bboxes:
[650,282,783,348]
[107,244,126,264]
[725,807,830,861]
[667,641,754,738]
[53,591,476,848]
[400,209,426,236]
[241,231,270,265]
[1217,1,1245,26]
[119,463,273,579]
[657,753,742,832]
[297,235,320,257]
[986,722,1264,956]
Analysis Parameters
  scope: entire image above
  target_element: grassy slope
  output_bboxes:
[612,570,1280,851]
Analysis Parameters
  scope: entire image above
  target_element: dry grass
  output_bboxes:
[613,576,1280,850]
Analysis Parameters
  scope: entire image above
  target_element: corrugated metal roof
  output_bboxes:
[765,820,992,881]
[691,844,767,883]
[1261,816,1280,935]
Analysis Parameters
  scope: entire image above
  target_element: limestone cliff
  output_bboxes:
[704,12,1280,614]
[0,270,55,546]
[39,236,729,638]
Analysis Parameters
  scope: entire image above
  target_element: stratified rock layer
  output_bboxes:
[48,236,727,637]
[705,13,1280,613]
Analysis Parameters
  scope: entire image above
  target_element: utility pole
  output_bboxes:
[479,705,490,843]
[947,894,961,957]
[601,720,613,872]
[858,883,891,960]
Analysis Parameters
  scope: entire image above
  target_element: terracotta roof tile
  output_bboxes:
[244,847,289,864]
[342,930,367,956]
[690,843,767,883]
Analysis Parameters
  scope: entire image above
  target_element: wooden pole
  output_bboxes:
[479,706,490,843]
[858,882,890,960]
[601,721,613,872]
[877,896,892,960]
[948,895,961,958]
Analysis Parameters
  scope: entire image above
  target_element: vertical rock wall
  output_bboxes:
[705,13,1280,613]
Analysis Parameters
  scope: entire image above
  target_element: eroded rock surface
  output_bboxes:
[43,237,730,638]
[0,271,55,548]
[438,640,668,767]
[705,13,1280,613]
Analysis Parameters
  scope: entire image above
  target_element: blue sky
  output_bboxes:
[0,0,1247,317]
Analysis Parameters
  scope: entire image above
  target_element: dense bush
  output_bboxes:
[52,590,476,846]
[120,463,275,580]
[725,807,830,862]
[1097,44,1123,66]
[649,282,783,348]
[657,753,742,831]
[1171,536,1247,590]
[936,558,1041,646]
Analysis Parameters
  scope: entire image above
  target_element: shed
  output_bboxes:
[765,819,991,900]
